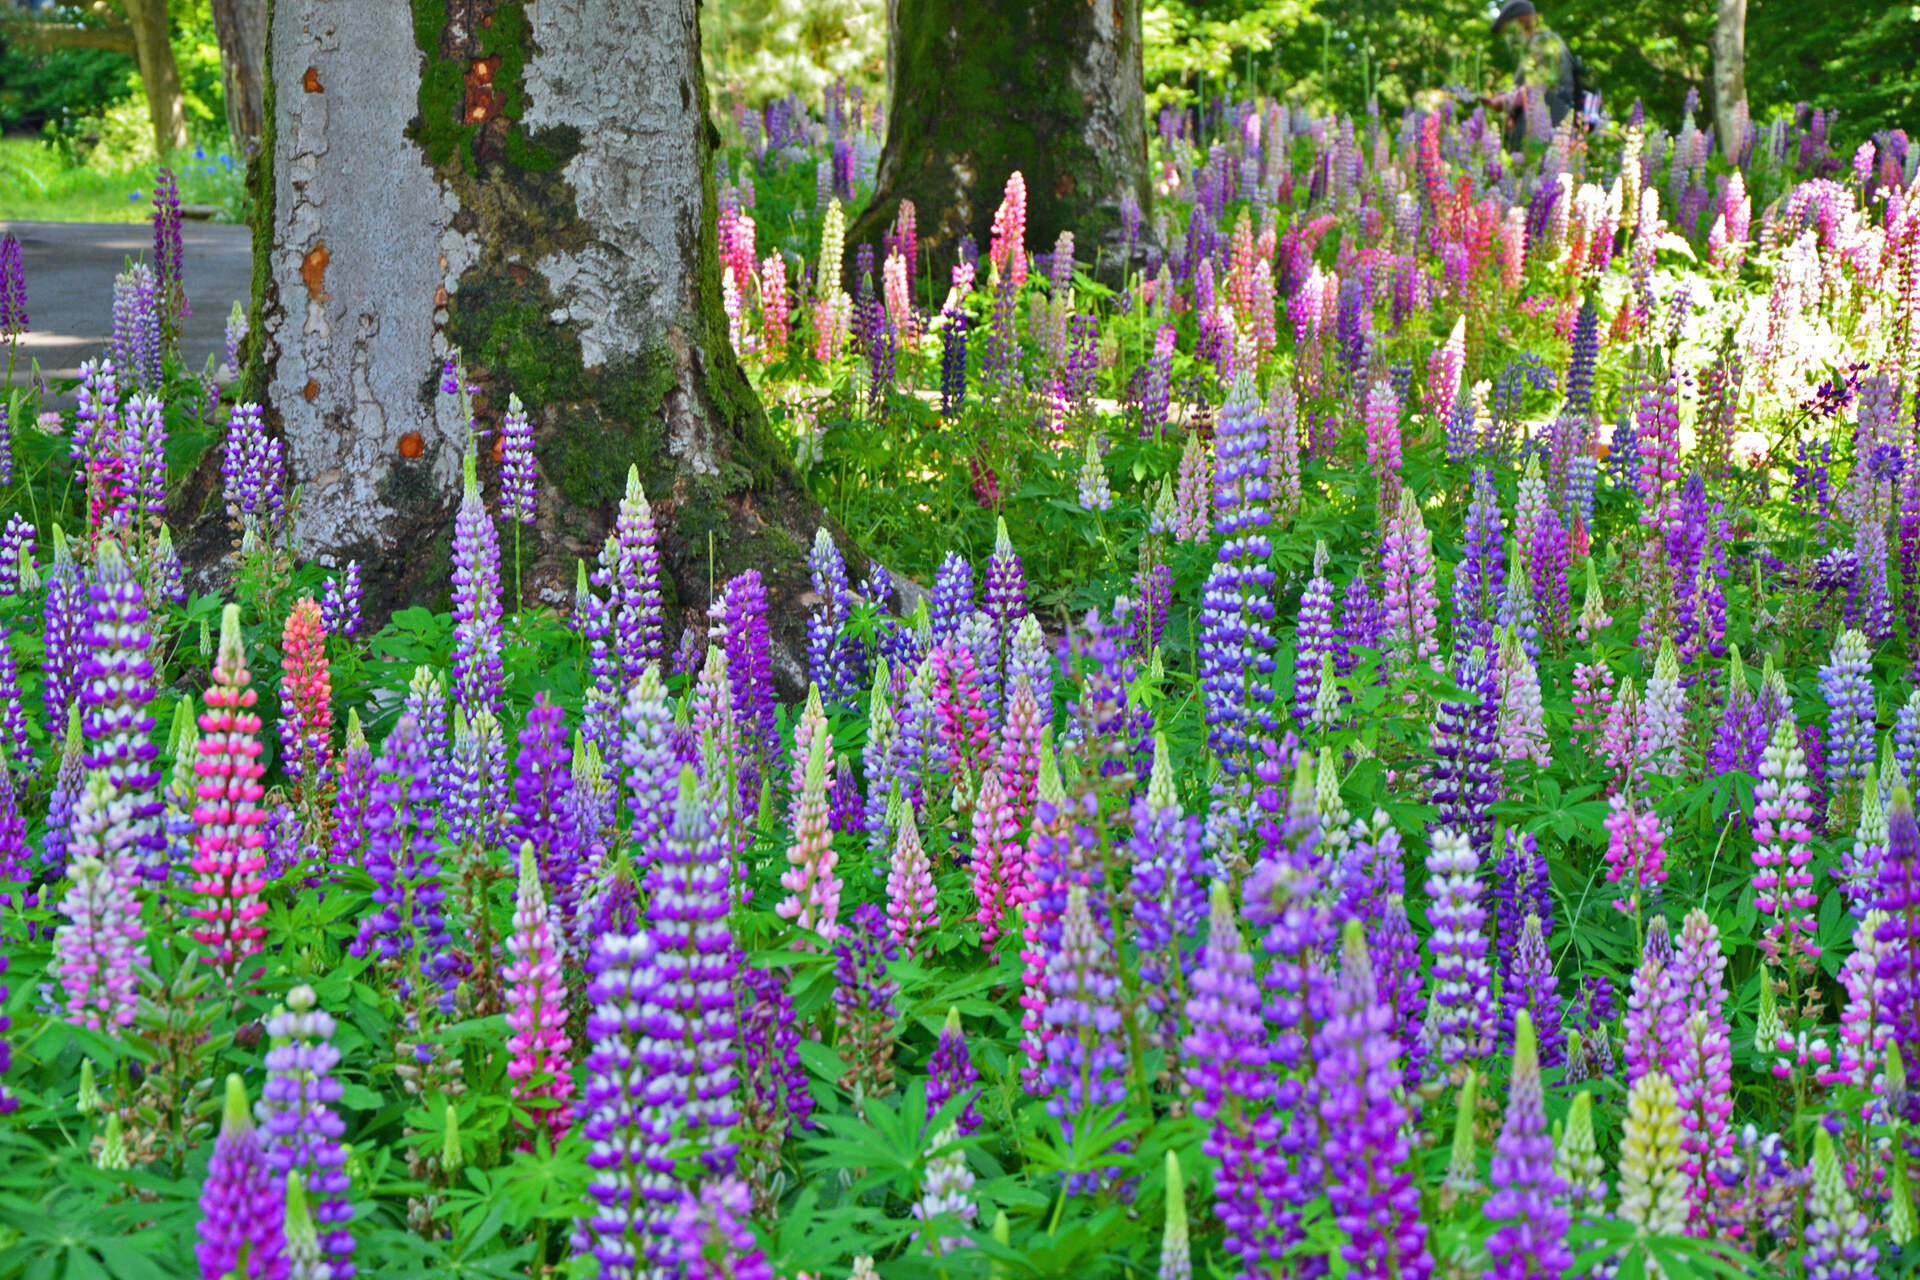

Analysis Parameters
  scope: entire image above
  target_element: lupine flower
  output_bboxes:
[1316,920,1433,1280]
[1042,885,1128,1187]
[1840,767,1887,914]
[499,393,538,525]
[53,774,147,1031]
[575,931,662,1273]
[224,299,245,375]
[598,466,667,687]
[328,712,374,877]
[1294,542,1338,722]
[1554,1089,1607,1214]
[190,605,269,978]
[79,540,164,877]
[1363,376,1402,514]
[668,1178,773,1280]
[1431,645,1501,856]
[1803,1127,1876,1280]
[321,561,361,638]
[222,403,287,534]
[279,598,331,781]
[1752,718,1820,973]
[196,1076,287,1280]
[1617,1069,1687,1236]
[504,842,574,1144]
[110,263,163,390]
[886,807,939,956]
[1172,433,1212,543]
[970,766,1023,945]
[710,570,777,783]
[778,727,839,939]
[348,717,458,1001]
[1381,488,1441,671]
[1425,826,1493,1068]
[806,527,865,706]
[926,1007,981,1135]
[0,232,25,338]
[1603,792,1667,914]
[1197,558,1279,766]
[1486,1010,1570,1280]
[1074,433,1113,511]
[450,450,506,723]
[258,985,353,1278]
[1878,786,1920,1122]
[1820,629,1875,784]
[1130,736,1206,1027]
[1160,1152,1191,1280]
[931,641,991,782]
[1625,916,1687,1087]
[1495,626,1549,766]
[1452,470,1506,655]
[834,902,899,1097]
[0,626,26,767]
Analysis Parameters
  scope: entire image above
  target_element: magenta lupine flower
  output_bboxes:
[931,641,991,782]
[1316,920,1433,1280]
[971,766,1024,944]
[196,1076,288,1280]
[258,985,354,1278]
[320,561,362,638]
[499,393,537,525]
[926,1007,981,1135]
[450,450,505,723]
[1752,718,1820,973]
[348,717,458,1000]
[1484,1010,1569,1280]
[668,1178,773,1280]
[189,606,269,978]
[53,772,147,1031]
[1624,916,1687,1088]
[79,541,163,877]
[1424,826,1493,1069]
[1877,787,1920,1122]
[1381,487,1441,671]
[886,807,939,956]
[505,844,574,1144]
[1603,791,1667,915]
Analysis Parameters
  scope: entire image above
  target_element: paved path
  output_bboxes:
[0,219,254,386]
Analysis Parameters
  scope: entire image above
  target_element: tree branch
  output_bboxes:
[0,18,139,58]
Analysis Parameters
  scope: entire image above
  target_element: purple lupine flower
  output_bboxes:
[196,1076,287,1280]
[596,467,666,691]
[1198,558,1279,767]
[984,517,1028,642]
[1139,324,1175,437]
[1315,921,1433,1280]
[1431,645,1501,860]
[930,552,974,645]
[500,394,538,525]
[1506,914,1563,1067]
[1452,469,1507,656]
[53,772,148,1030]
[41,707,82,873]
[1485,1010,1570,1280]
[0,514,34,597]
[1337,569,1384,676]
[833,901,900,1096]
[1877,787,1920,1123]
[0,625,27,767]
[110,264,163,390]
[1529,506,1572,639]
[79,540,164,877]
[575,931,663,1274]
[74,358,119,465]
[1425,826,1494,1068]
[152,167,187,339]
[1131,737,1207,1035]
[925,1007,981,1135]
[1820,630,1875,784]
[667,1178,773,1280]
[320,561,361,638]
[618,665,675,876]
[348,717,458,1001]
[1804,1127,1877,1280]
[709,570,778,786]
[0,232,26,337]
[939,306,967,417]
[1294,543,1338,724]
[806,527,865,706]
[450,452,506,723]
[1373,893,1428,1087]
[258,985,353,1278]
[507,693,582,930]
[0,947,12,1114]
[222,403,287,534]
[737,962,812,1141]
[0,733,25,902]
[1042,885,1129,1189]
[401,666,449,805]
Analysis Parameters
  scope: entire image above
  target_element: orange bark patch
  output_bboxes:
[301,243,329,298]
[464,58,504,125]
[302,67,323,93]
[302,379,319,401]
[399,432,426,459]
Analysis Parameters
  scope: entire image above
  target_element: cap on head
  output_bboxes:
[1492,0,1536,33]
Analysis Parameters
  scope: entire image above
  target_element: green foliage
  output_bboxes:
[701,0,886,106]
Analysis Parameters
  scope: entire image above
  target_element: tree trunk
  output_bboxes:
[243,0,832,690]
[1710,0,1747,150]
[121,0,188,155]
[209,0,268,152]
[848,0,1150,279]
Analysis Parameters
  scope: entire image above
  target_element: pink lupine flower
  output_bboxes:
[279,597,332,781]
[190,604,269,978]
[1752,718,1820,974]
[505,842,573,1144]
[887,807,939,957]
[970,766,1023,946]
[777,728,839,940]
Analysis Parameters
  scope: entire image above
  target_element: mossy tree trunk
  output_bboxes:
[848,0,1151,279]
[245,0,835,688]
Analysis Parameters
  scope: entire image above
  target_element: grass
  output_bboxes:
[0,136,247,224]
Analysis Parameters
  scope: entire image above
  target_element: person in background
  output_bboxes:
[1483,1,1581,142]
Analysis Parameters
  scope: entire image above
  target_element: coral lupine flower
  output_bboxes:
[279,597,331,781]
[196,1075,288,1280]
[505,843,574,1145]
[886,807,939,956]
[190,605,270,977]
[1485,1010,1570,1280]
[1752,718,1820,972]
